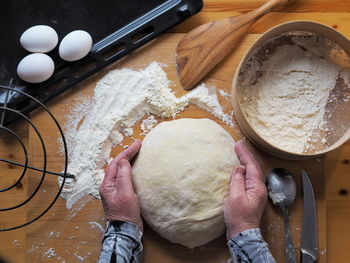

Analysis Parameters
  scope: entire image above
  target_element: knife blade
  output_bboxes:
[300,169,318,263]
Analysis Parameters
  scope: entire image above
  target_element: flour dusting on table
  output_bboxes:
[59,62,234,209]
[140,115,158,135]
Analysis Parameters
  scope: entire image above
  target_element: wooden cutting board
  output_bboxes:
[1,33,326,262]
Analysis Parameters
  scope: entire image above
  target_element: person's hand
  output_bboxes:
[99,140,143,231]
[224,140,267,239]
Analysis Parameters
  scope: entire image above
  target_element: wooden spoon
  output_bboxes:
[176,0,290,90]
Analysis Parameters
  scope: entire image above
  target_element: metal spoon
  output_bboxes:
[266,168,297,263]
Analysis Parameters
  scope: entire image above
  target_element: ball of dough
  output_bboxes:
[132,118,240,248]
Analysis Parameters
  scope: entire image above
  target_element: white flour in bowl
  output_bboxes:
[240,35,350,154]
[59,62,235,209]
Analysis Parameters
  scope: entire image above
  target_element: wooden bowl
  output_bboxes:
[232,21,350,159]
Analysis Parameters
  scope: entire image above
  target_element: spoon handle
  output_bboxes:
[283,209,297,263]
[234,0,289,24]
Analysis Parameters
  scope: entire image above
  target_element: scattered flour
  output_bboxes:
[49,231,60,238]
[65,195,93,219]
[219,89,230,97]
[59,62,234,209]
[27,245,39,254]
[58,96,93,157]
[268,191,286,205]
[88,221,105,233]
[140,115,158,135]
[320,249,327,255]
[12,240,19,246]
[240,35,350,153]
[73,252,91,262]
[43,248,57,258]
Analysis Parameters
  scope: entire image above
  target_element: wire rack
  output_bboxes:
[0,84,73,231]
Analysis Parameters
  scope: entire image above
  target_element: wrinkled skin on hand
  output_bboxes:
[224,140,267,239]
[99,140,143,231]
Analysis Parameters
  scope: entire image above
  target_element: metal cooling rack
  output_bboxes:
[0,84,73,231]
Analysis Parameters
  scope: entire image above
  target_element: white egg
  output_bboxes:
[20,25,58,53]
[59,30,92,61]
[17,53,55,83]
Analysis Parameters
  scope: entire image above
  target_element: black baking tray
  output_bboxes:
[0,0,203,125]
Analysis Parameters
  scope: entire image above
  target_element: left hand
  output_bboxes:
[99,140,143,231]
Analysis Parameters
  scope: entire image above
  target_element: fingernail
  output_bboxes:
[118,160,128,168]
[235,166,246,175]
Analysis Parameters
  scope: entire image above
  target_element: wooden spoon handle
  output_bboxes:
[241,0,290,22]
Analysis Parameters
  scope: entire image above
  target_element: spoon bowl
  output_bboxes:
[267,168,296,208]
[267,168,297,263]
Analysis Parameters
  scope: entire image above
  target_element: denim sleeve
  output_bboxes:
[98,221,143,263]
[228,228,276,263]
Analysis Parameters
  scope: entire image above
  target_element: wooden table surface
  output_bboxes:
[1,0,350,262]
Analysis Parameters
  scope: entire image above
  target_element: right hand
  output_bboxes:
[224,140,267,239]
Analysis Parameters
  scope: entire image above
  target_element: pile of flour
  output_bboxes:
[59,62,234,209]
[240,35,350,153]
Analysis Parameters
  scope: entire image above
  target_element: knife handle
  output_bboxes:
[301,252,317,263]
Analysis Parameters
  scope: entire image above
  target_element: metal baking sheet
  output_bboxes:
[0,0,203,125]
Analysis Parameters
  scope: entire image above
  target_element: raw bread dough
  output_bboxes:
[132,118,240,248]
